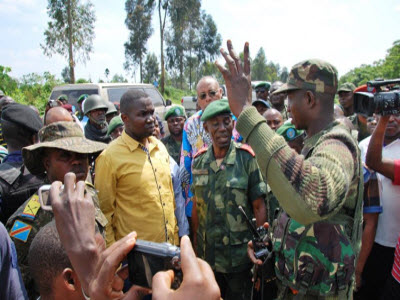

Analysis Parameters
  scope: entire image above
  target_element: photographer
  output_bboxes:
[50,173,221,300]
[355,114,400,299]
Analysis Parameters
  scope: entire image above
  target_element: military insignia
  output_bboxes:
[239,144,255,157]
[21,194,40,220]
[192,169,208,175]
[10,220,32,242]
[175,108,181,115]
[286,128,296,140]
[193,146,208,158]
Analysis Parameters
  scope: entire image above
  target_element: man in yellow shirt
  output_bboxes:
[95,90,178,247]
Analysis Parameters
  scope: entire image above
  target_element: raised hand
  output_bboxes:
[215,40,252,117]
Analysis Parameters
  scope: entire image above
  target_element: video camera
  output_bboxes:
[354,79,400,116]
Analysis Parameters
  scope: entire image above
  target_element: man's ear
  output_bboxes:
[62,268,80,292]
[203,121,209,133]
[43,154,50,173]
[305,90,316,108]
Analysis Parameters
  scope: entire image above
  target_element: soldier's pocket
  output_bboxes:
[226,178,248,207]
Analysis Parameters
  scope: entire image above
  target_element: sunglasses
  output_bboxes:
[199,90,218,100]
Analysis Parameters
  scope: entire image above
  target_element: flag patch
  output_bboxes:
[10,220,32,243]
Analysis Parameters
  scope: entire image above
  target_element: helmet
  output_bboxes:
[105,101,118,115]
[77,94,89,103]
[83,95,108,115]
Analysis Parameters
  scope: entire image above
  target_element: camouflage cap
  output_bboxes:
[337,82,356,93]
[22,121,107,176]
[164,105,186,120]
[272,59,338,95]
[201,99,231,122]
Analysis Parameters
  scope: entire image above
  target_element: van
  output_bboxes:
[49,83,171,118]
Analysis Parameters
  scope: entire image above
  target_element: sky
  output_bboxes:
[0,0,399,83]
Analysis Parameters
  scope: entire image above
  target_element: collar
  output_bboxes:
[121,130,159,153]
[302,120,339,157]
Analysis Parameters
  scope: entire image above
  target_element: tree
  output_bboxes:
[279,67,289,82]
[124,0,155,82]
[0,66,18,94]
[251,47,268,80]
[41,0,96,84]
[111,74,128,83]
[104,68,110,82]
[158,0,169,93]
[61,66,71,83]
[143,53,160,83]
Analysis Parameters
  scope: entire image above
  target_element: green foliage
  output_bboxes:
[61,66,71,83]
[0,66,18,94]
[143,53,160,83]
[76,78,90,83]
[41,0,96,83]
[104,68,110,82]
[111,74,128,83]
[124,0,155,82]
[251,48,268,80]
[339,40,400,86]
[162,85,192,104]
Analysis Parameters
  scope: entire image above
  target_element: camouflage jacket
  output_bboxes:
[236,109,363,298]
[280,105,289,122]
[348,113,369,142]
[192,141,266,273]
[6,182,107,299]
[161,135,182,165]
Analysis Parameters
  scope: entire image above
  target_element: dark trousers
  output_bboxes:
[381,274,400,300]
[354,242,395,300]
[214,268,252,300]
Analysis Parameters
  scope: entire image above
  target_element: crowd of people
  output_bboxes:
[0,41,399,300]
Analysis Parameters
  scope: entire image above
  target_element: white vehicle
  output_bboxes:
[181,95,198,117]
[50,83,171,118]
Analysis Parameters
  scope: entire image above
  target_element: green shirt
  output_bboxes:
[161,135,182,165]
[192,140,266,273]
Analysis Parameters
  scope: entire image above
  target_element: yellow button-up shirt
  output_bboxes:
[95,131,178,247]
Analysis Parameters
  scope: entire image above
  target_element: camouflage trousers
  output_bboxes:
[276,281,353,300]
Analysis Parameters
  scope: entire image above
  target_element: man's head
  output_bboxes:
[153,115,163,139]
[276,121,304,154]
[83,95,108,128]
[107,115,124,140]
[269,81,286,108]
[105,101,118,124]
[201,99,233,150]
[22,122,106,182]
[272,59,338,131]
[380,114,400,139]
[196,76,223,111]
[45,107,74,125]
[338,82,356,111]
[263,108,284,131]
[255,82,271,101]
[252,99,270,115]
[165,105,186,138]
[1,103,43,150]
[120,90,155,143]
[57,94,69,105]
[77,94,89,113]
[29,221,84,300]
[366,115,377,135]
[0,96,15,111]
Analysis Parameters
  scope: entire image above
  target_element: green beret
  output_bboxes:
[255,81,271,90]
[107,115,124,136]
[77,94,89,103]
[337,82,356,93]
[57,94,68,101]
[276,121,304,141]
[164,105,186,120]
[201,99,231,122]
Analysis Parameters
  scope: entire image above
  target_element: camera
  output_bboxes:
[127,239,182,288]
[354,79,400,116]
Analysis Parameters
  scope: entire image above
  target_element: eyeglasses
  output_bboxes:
[199,90,218,100]
[167,117,185,124]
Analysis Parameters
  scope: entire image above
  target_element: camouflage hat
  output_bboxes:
[22,121,107,176]
[107,115,124,136]
[164,105,186,120]
[272,59,338,95]
[276,121,304,141]
[337,82,356,93]
[270,81,284,94]
[201,99,231,122]
[255,81,271,90]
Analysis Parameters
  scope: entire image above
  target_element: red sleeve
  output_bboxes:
[393,159,400,186]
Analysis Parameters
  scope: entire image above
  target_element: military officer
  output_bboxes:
[254,81,271,102]
[191,99,266,300]
[162,105,186,165]
[6,121,107,299]
[269,81,289,121]
[216,41,363,299]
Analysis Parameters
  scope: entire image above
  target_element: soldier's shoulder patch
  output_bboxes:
[193,146,208,159]
[10,220,32,243]
[238,144,255,157]
[21,194,40,220]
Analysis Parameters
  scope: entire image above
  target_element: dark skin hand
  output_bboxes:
[215,40,252,117]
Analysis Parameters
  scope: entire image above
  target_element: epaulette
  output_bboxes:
[238,144,255,157]
[194,146,208,159]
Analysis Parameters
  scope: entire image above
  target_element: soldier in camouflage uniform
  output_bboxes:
[6,121,108,299]
[338,82,369,141]
[191,99,267,300]
[216,42,363,300]
[269,81,289,122]
[162,105,186,165]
